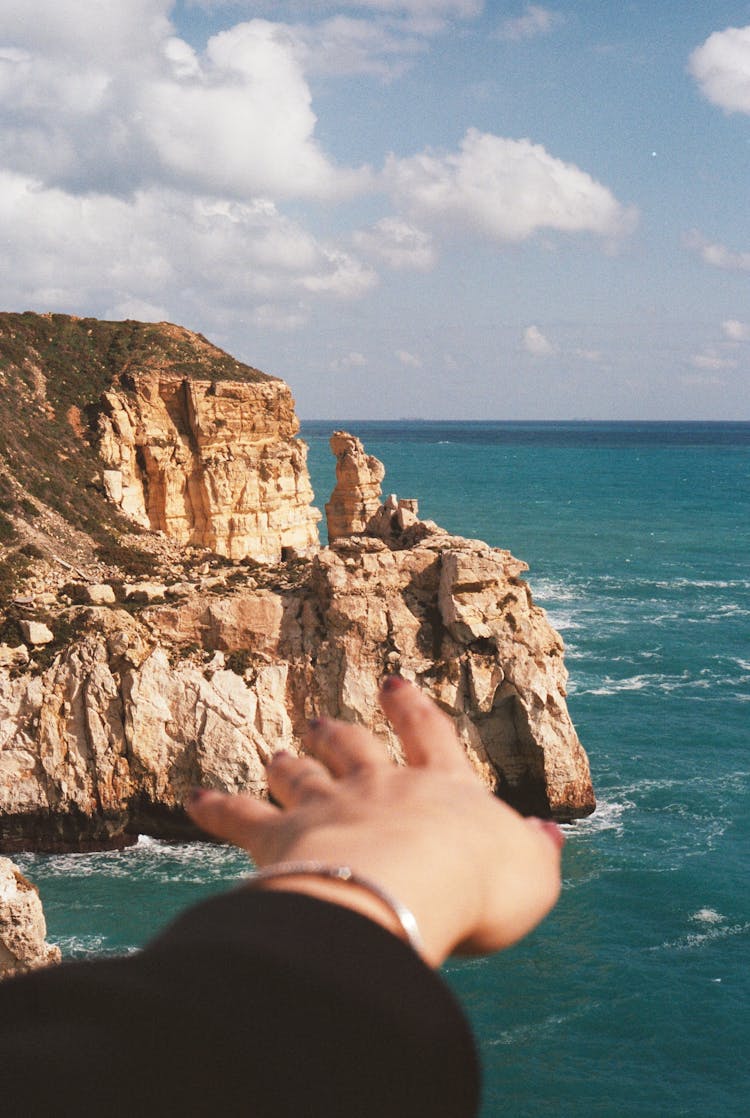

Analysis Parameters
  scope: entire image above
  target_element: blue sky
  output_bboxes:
[2,2,750,418]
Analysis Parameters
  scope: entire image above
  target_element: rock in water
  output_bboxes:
[0,858,60,979]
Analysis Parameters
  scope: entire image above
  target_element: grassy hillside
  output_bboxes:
[0,312,274,599]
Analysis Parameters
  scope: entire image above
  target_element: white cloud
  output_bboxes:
[292,1,481,16]
[144,20,371,200]
[497,5,563,42]
[105,297,171,322]
[283,16,426,79]
[523,325,556,357]
[690,351,738,371]
[384,129,637,243]
[681,372,727,388]
[251,303,310,331]
[0,0,173,61]
[0,171,375,328]
[689,25,750,114]
[330,351,368,371]
[684,230,750,271]
[353,217,436,269]
[0,7,370,201]
[722,318,750,341]
[396,348,422,367]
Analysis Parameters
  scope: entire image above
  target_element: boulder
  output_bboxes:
[0,858,61,979]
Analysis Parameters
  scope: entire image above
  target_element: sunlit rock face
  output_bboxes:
[0,858,60,979]
[325,430,386,542]
[98,373,320,562]
[0,520,594,852]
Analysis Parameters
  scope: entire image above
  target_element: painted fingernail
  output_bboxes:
[380,673,407,692]
[527,816,565,851]
[307,717,326,731]
[186,787,209,806]
[268,750,291,765]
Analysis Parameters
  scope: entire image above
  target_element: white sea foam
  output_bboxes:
[690,908,725,925]
[651,921,750,953]
[16,839,250,885]
[51,934,123,959]
[486,1002,596,1047]
[572,669,716,697]
[563,797,633,837]
[541,609,583,633]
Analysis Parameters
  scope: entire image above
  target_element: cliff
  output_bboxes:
[0,312,319,587]
[0,495,594,852]
[0,314,595,856]
[97,371,319,562]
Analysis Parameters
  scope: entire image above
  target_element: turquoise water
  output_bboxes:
[16,422,750,1117]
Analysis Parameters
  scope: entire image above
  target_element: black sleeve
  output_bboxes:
[0,889,480,1118]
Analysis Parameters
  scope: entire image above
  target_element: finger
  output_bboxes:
[379,675,469,772]
[185,788,280,848]
[266,751,335,808]
[304,716,389,778]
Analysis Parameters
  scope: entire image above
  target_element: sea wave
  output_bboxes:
[569,670,716,697]
[650,921,750,953]
[16,839,250,885]
[563,797,634,837]
[690,908,725,925]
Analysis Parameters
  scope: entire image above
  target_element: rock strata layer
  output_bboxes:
[0,857,60,978]
[98,371,320,562]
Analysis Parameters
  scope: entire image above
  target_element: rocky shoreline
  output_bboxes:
[0,317,594,859]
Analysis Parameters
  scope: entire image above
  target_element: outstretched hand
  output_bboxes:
[186,676,562,967]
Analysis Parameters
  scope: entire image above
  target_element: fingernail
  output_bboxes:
[307,717,325,731]
[527,816,565,851]
[268,750,291,765]
[380,673,407,693]
[186,787,209,806]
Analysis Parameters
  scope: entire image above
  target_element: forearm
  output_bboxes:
[0,888,480,1117]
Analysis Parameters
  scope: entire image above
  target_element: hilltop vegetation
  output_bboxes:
[0,312,273,598]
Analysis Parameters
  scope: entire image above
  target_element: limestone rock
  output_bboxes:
[124,582,167,604]
[0,645,29,669]
[97,372,320,563]
[0,858,60,979]
[19,621,54,646]
[325,431,386,541]
[83,584,117,606]
[0,513,593,851]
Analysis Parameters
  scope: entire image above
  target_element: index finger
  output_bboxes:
[379,676,471,773]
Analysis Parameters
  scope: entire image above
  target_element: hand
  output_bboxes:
[186,676,563,967]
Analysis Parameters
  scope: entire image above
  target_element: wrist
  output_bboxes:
[246,862,427,960]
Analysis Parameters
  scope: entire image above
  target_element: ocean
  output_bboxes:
[15,421,750,1117]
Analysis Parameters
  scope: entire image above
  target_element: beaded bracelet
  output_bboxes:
[246,860,425,955]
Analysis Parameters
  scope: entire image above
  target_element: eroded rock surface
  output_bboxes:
[98,372,320,562]
[0,506,594,851]
[0,858,60,978]
[325,431,387,541]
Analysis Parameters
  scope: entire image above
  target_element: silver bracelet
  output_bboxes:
[246,860,425,956]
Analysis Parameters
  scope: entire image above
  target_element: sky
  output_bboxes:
[2,2,750,419]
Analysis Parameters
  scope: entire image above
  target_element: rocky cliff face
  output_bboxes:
[98,372,320,562]
[0,857,60,978]
[0,479,594,852]
[0,313,595,855]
